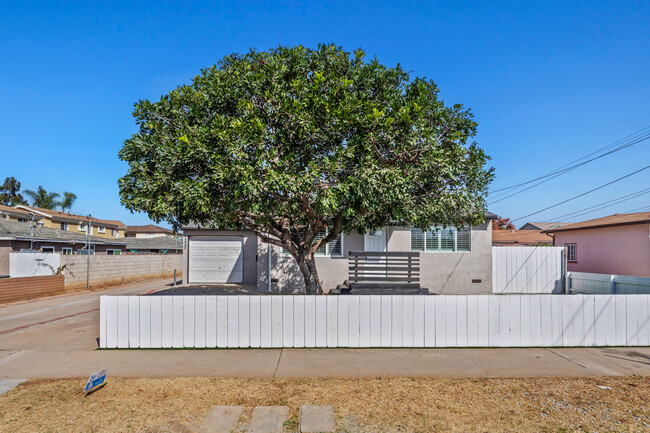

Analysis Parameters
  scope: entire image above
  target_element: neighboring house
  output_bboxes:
[126,236,183,254]
[125,224,175,238]
[492,229,554,246]
[520,222,572,231]
[543,212,650,278]
[2,204,127,239]
[182,212,498,294]
[0,218,128,277]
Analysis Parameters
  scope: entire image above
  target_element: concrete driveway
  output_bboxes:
[1,281,650,379]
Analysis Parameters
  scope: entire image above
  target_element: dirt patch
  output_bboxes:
[0,377,649,432]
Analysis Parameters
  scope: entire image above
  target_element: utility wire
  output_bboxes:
[544,188,650,222]
[488,131,650,205]
[511,165,650,222]
[489,125,650,195]
[624,204,650,213]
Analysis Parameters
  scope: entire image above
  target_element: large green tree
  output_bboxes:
[0,177,25,206]
[24,186,60,210]
[119,45,494,294]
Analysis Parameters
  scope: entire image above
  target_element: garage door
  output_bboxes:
[189,237,243,284]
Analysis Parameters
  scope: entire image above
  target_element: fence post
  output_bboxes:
[610,275,616,294]
[566,272,571,294]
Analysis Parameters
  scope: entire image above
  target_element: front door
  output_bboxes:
[364,229,387,252]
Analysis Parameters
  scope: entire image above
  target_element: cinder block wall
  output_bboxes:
[0,275,65,303]
[60,255,183,289]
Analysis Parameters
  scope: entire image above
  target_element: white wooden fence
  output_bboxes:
[492,246,564,293]
[10,252,60,278]
[568,272,650,294]
[100,294,650,349]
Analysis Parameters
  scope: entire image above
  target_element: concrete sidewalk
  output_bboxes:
[1,347,649,380]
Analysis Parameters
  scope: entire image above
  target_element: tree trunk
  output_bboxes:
[296,253,323,295]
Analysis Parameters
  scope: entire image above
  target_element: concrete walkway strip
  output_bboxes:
[198,406,244,433]
[300,405,336,433]
[248,406,289,433]
[0,379,26,396]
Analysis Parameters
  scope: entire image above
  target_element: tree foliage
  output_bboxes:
[58,192,78,213]
[492,217,515,230]
[119,44,494,294]
[24,186,60,210]
[0,177,25,206]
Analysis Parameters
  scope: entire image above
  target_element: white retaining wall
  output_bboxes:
[61,254,182,288]
[100,294,650,348]
[492,246,564,293]
[10,252,60,277]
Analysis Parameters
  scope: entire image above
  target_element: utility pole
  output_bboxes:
[29,212,35,250]
[86,214,91,290]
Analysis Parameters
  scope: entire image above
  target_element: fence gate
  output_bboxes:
[492,246,564,294]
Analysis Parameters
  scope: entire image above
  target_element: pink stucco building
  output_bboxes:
[544,212,650,278]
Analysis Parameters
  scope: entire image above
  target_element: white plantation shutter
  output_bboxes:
[457,228,471,251]
[410,228,424,251]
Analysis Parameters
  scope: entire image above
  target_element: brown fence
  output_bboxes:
[0,275,65,304]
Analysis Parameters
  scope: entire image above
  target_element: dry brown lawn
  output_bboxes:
[0,376,648,432]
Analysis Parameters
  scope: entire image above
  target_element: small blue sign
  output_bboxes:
[84,368,108,393]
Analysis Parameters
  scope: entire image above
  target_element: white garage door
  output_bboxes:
[189,237,243,284]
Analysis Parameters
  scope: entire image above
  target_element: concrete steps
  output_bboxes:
[198,405,336,433]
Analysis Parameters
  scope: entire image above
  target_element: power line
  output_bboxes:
[511,165,650,222]
[624,204,650,213]
[489,125,650,195]
[544,188,650,222]
[488,131,650,205]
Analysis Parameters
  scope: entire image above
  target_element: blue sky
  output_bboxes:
[2,1,649,228]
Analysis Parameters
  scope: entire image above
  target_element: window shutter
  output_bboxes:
[314,230,327,255]
[426,229,439,251]
[410,228,424,251]
[440,228,455,251]
[328,234,342,256]
[457,228,471,251]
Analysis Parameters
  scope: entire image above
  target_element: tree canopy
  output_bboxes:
[119,44,494,294]
[59,192,78,213]
[24,186,60,210]
[0,177,25,206]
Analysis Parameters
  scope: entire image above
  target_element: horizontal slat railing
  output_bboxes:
[349,251,420,287]
[100,294,650,348]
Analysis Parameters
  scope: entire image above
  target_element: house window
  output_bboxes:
[60,222,69,231]
[107,249,121,255]
[411,226,471,252]
[282,229,343,257]
[314,228,343,257]
[62,247,73,255]
[18,218,28,223]
[77,245,95,255]
[41,246,55,253]
[78,223,87,232]
[98,226,106,234]
[566,243,577,262]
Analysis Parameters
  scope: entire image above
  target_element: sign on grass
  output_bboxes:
[84,368,108,393]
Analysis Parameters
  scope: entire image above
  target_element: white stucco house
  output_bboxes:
[182,211,497,295]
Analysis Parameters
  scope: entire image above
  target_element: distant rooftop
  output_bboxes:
[125,224,174,234]
[0,217,127,245]
[542,212,650,233]
[520,222,573,231]
[492,229,553,245]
